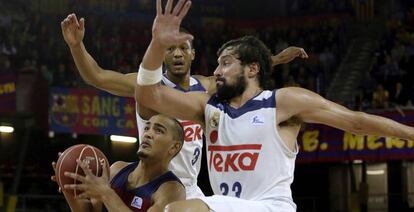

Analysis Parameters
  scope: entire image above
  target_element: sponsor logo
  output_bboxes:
[208,144,262,172]
[131,196,143,209]
[181,121,202,142]
[251,115,264,125]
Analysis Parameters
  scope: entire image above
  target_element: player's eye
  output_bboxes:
[155,128,164,134]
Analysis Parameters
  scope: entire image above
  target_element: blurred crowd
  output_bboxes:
[358,7,414,110]
[0,0,350,96]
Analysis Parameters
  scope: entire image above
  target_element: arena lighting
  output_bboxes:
[353,160,363,164]
[110,135,137,143]
[366,170,385,175]
[0,126,14,133]
[48,131,55,138]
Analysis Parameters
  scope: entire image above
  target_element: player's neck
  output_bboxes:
[166,71,191,89]
[128,160,169,188]
[229,84,263,109]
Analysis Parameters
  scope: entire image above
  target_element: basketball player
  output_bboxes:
[53,114,186,212]
[135,0,414,211]
[60,13,307,199]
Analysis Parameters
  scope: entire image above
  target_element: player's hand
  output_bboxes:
[63,159,110,201]
[61,13,85,48]
[152,0,193,48]
[51,152,63,193]
[272,47,308,66]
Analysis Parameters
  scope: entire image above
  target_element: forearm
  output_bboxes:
[271,54,285,66]
[69,42,103,84]
[62,191,92,212]
[141,40,166,70]
[358,113,414,140]
[101,187,133,212]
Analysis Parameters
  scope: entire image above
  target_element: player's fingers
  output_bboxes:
[165,0,173,14]
[52,161,57,171]
[156,0,162,15]
[172,0,186,16]
[64,171,87,182]
[101,159,109,179]
[79,18,85,31]
[302,49,309,58]
[64,183,86,191]
[178,1,191,20]
[76,159,93,176]
[76,192,90,199]
[72,13,80,27]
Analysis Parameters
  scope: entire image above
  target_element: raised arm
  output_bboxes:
[148,182,185,212]
[277,87,414,140]
[135,0,209,124]
[61,13,136,97]
[271,46,308,66]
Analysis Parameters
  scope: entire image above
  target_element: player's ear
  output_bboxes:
[247,63,260,78]
[191,48,195,61]
[169,142,182,156]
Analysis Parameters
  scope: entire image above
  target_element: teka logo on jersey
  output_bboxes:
[208,144,262,172]
[181,120,202,142]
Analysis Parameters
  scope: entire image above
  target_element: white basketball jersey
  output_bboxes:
[136,75,205,187]
[204,90,298,207]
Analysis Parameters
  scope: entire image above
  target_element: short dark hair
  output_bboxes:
[217,36,272,88]
[169,117,184,158]
[180,27,193,48]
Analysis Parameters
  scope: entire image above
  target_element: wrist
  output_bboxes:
[137,63,163,85]
[100,185,114,203]
[69,42,83,50]
[150,38,168,51]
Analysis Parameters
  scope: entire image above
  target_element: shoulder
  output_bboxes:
[193,75,216,94]
[109,161,131,180]
[276,87,318,103]
[153,181,186,201]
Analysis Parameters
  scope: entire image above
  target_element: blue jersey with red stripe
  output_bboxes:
[103,162,182,212]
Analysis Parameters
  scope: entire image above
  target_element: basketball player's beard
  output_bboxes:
[137,149,148,160]
[216,72,246,102]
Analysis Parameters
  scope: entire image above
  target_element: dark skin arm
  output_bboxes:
[61,13,136,97]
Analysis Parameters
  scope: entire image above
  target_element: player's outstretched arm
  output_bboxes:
[61,13,136,97]
[136,0,208,124]
[277,87,414,140]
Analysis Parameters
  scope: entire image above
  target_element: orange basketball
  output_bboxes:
[55,144,109,197]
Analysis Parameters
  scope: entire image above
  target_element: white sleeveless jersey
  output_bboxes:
[136,75,205,187]
[204,90,298,207]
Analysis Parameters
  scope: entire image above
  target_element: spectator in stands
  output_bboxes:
[39,64,53,85]
[372,84,389,109]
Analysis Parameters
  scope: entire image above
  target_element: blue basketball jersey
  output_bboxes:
[102,162,182,212]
